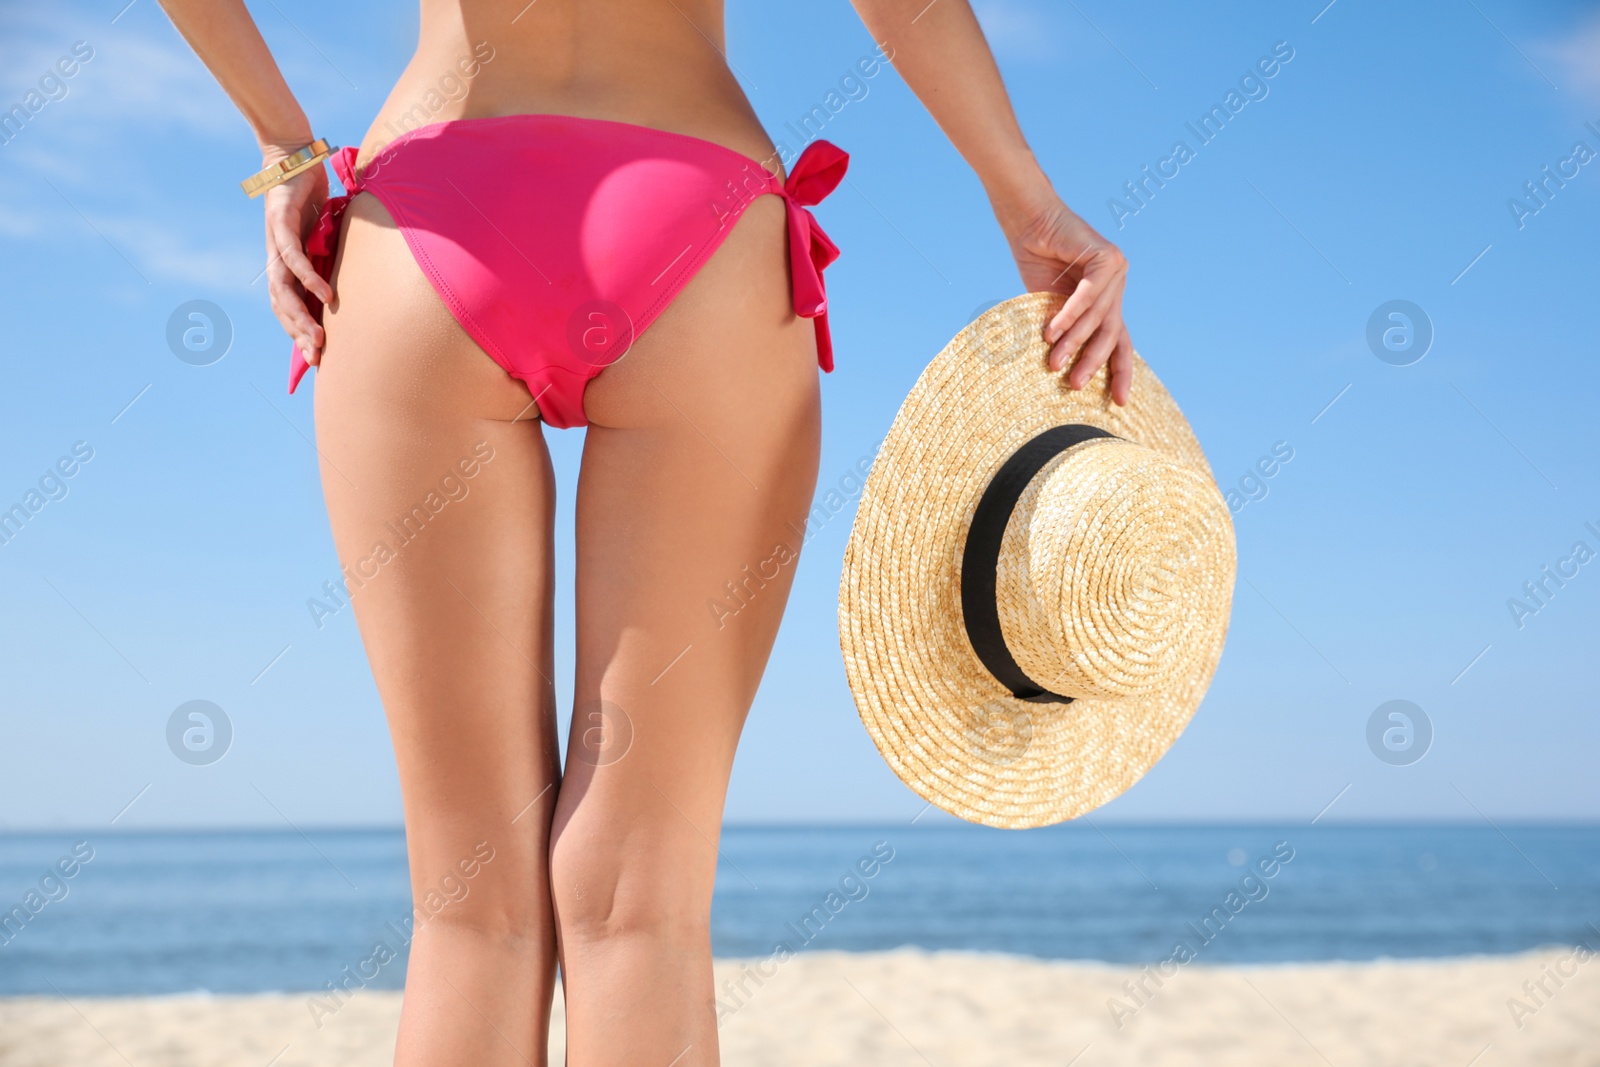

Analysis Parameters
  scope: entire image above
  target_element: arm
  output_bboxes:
[850,0,1134,403]
[159,0,333,362]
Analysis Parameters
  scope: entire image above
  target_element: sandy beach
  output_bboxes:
[3,947,1596,1066]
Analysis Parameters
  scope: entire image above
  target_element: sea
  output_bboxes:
[1,824,1597,996]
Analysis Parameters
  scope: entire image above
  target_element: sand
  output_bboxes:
[2,948,1596,1066]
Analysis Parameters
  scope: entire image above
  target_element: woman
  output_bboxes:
[159,0,1133,1062]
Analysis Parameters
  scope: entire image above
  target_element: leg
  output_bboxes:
[316,193,561,1066]
[550,193,822,1065]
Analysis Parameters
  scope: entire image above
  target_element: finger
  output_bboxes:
[1043,271,1099,346]
[266,254,324,360]
[1109,329,1135,406]
[268,290,320,365]
[272,215,332,305]
[266,255,316,337]
[1047,305,1103,374]
[1068,320,1119,392]
[260,219,323,361]
[1064,289,1124,387]
[1043,249,1125,343]
[1048,285,1117,371]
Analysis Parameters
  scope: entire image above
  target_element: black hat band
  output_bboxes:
[959,424,1119,704]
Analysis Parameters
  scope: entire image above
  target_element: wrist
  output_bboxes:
[257,126,317,166]
[983,153,1056,235]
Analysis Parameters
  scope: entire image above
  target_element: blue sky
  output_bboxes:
[1,0,1597,830]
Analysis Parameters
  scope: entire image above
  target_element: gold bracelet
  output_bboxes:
[241,138,333,198]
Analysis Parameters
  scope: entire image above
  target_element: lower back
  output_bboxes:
[361,0,774,164]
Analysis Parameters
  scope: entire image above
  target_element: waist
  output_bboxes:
[359,20,772,172]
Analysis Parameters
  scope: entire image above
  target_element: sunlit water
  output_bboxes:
[1,824,1595,995]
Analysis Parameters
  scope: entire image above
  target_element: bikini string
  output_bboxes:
[780,140,850,371]
[288,146,365,390]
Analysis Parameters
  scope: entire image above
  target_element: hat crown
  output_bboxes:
[995,438,1233,701]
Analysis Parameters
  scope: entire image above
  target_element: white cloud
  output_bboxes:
[95,214,261,289]
[1541,9,1600,103]
[0,206,43,237]
[0,4,261,288]
[0,14,242,144]
[974,0,1060,63]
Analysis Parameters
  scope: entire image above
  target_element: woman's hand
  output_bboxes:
[843,0,1133,399]
[260,143,332,364]
[996,189,1134,406]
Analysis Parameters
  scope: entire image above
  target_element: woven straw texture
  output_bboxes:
[839,293,1236,829]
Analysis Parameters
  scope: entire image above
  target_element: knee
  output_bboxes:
[410,900,552,959]
[547,819,712,949]
[407,838,554,945]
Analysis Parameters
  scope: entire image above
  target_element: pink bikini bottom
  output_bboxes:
[289,114,848,428]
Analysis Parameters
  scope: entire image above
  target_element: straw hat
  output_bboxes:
[839,292,1236,829]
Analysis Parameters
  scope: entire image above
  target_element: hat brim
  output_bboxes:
[838,293,1235,829]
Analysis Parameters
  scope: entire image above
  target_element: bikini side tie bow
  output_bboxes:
[778,140,849,372]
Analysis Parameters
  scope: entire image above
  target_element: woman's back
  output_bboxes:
[368,0,773,165]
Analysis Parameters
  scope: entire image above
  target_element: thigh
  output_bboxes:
[316,193,560,914]
[556,191,821,894]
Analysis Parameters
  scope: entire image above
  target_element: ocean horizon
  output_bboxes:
[2,823,1596,997]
